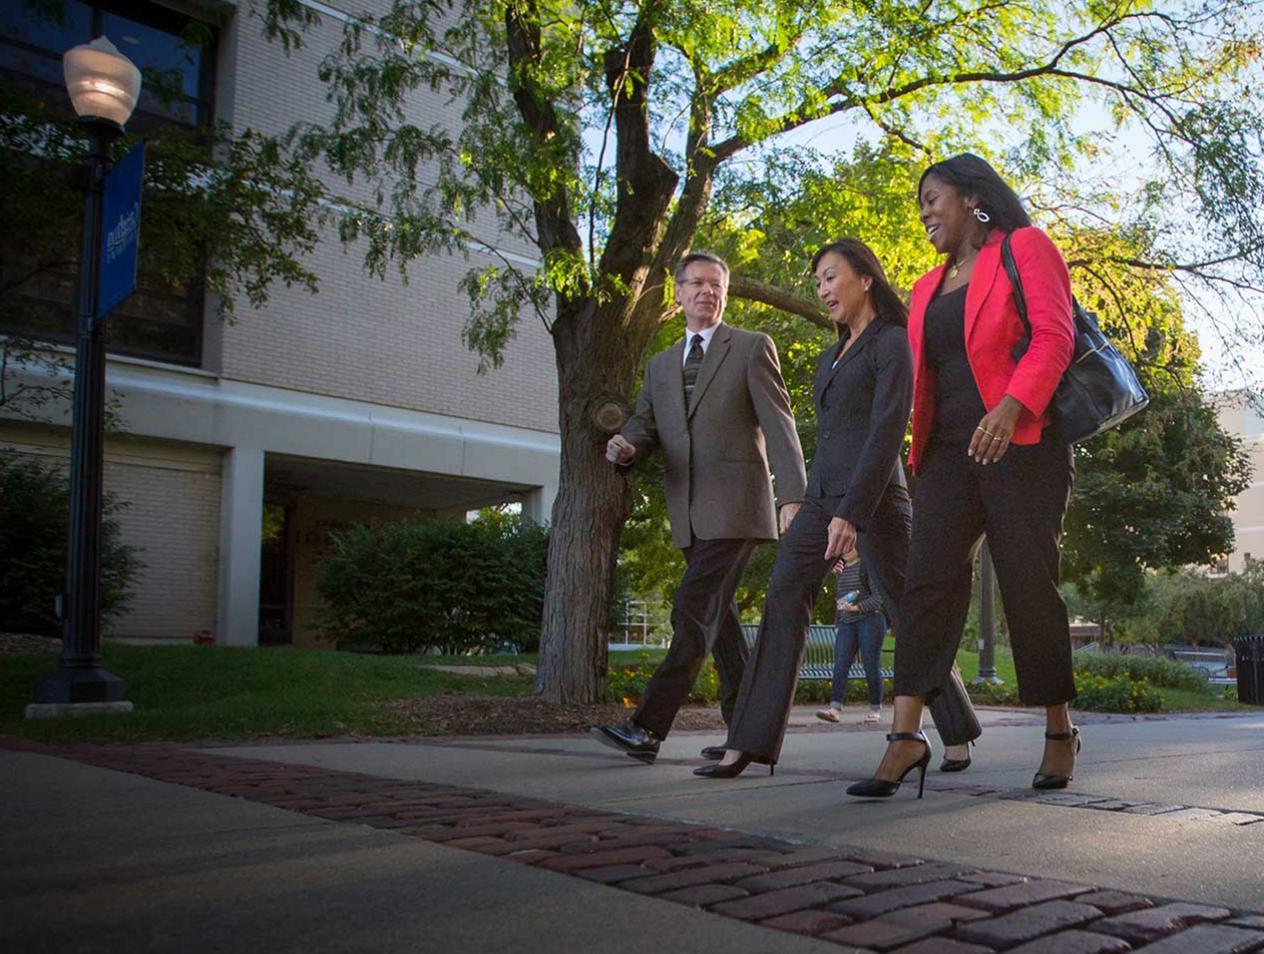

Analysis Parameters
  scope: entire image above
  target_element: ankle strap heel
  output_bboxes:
[1033,727,1081,790]
[886,731,928,743]
[849,732,932,799]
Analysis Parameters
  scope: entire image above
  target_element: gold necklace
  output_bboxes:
[948,248,978,279]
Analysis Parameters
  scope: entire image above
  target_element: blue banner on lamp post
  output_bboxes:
[97,140,144,320]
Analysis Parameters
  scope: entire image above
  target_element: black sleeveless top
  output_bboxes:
[924,285,987,442]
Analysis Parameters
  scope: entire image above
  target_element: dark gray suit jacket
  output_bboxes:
[621,323,807,549]
[805,318,913,531]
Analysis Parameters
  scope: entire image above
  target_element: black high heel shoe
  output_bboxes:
[1032,727,1081,790]
[939,739,974,773]
[846,731,932,799]
[692,752,775,778]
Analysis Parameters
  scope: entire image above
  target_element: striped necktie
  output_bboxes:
[683,333,704,401]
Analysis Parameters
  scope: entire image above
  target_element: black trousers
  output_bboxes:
[725,492,981,762]
[633,537,757,739]
[895,436,1075,706]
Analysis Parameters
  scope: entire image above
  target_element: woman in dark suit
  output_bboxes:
[849,154,1079,799]
[694,238,981,779]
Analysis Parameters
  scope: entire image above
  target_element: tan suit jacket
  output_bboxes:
[621,323,806,549]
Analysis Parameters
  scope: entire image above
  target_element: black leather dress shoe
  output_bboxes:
[591,721,660,763]
[699,746,727,761]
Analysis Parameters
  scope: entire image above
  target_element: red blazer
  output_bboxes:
[907,227,1074,473]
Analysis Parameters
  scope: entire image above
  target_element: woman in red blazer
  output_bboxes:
[849,154,1080,799]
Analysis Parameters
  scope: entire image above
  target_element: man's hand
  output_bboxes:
[824,517,857,563]
[779,501,801,535]
[606,434,637,465]
[837,600,860,614]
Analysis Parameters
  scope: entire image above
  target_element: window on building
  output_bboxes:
[0,0,216,367]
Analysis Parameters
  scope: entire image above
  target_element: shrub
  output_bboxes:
[793,676,895,705]
[608,654,720,706]
[0,450,142,635]
[1073,672,1164,713]
[965,681,1024,707]
[607,660,892,708]
[1073,651,1206,691]
[316,516,548,654]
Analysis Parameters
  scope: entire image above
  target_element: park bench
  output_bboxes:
[1167,646,1237,686]
[740,623,894,682]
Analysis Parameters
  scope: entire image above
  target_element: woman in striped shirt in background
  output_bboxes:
[817,547,887,724]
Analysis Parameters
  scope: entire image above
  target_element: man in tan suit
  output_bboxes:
[592,252,807,763]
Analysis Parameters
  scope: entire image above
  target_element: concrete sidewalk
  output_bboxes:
[2,706,1263,953]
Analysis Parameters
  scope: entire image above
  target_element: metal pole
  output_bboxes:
[36,118,127,705]
[974,538,1003,685]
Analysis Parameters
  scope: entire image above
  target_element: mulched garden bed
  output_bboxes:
[382,693,726,736]
[0,633,62,658]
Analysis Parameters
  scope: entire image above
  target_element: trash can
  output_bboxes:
[1236,635,1264,706]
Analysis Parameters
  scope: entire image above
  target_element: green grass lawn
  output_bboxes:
[2,639,1249,746]
[1,644,531,744]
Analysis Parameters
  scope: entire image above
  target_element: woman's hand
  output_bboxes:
[969,395,1024,464]
[825,517,857,563]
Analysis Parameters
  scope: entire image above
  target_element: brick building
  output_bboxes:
[0,0,560,647]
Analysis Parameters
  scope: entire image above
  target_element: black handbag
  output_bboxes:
[1001,234,1149,444]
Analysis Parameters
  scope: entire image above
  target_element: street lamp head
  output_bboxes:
[63,36,142,128]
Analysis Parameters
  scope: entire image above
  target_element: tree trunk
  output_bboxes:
[533,299,648,703]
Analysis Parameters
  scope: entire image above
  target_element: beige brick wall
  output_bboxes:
[1,427,220,642]
[216,2,559,433]
[218,234,558,433]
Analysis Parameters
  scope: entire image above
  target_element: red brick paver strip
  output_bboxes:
[759,910,854,936]
[711,882,864,921]
[1074,890,1154,916]
[734,860,873,891]
[953,899,1104,948]
[1003,929,1132,954]
[956,879,1093,913]
[762,846,864,870]
[1094,902,1233,944]
[824,902,990,951]
[657,883,750,908]
[846,863,980,892]
[574,863,656,884]
[5,737,1262,954]
[958,872,1028,889]
[889,940,996,954]
[618,861,770,895]
[831,880,990,920]
[1123,923,1264,953]
[538,845,673,871]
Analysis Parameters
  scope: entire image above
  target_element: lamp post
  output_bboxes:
[33,38,141,706]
